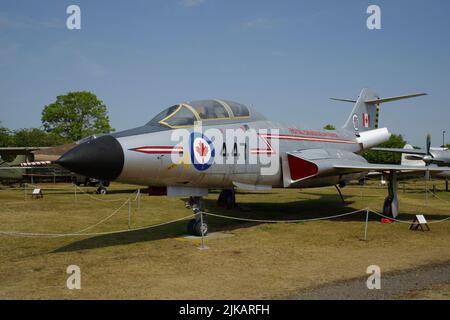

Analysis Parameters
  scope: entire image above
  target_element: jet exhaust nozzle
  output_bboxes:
[356,128,391,149]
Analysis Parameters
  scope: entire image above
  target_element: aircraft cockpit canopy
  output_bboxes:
[148,99,251,128]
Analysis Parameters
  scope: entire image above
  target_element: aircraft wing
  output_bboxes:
[333,162,449,175]
[371,147,426,155]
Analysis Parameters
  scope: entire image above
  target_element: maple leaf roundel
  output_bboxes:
[190,132,215,171]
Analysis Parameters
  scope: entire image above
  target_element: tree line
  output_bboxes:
[1,91,114,148]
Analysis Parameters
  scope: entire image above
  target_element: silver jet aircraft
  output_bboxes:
[56,88,448,235]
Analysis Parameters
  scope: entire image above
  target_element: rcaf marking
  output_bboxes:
[190,132,215,171]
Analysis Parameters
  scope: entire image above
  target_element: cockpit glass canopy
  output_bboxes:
[188,100,230,120]
[147,100,250,128]
[222,100,250,117]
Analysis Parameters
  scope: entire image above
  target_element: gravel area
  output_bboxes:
[294,261,450,300]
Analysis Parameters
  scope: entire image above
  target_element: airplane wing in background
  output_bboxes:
[371,147,427,155]
[0,147,50,156]
[333,162,449,175]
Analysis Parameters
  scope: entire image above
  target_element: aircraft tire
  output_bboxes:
[97,187,107,195]
[193,220,208,237]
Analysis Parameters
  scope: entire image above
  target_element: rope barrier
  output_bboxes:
[0,214,193,238]
[74,198,130,233]
[369,208,450,224]
[74,185,131,202]
[203,208,368,223]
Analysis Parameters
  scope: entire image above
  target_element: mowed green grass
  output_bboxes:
[0,179,449,299]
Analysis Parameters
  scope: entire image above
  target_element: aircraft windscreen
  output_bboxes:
[147,105,180,125]
[163,105,196,127]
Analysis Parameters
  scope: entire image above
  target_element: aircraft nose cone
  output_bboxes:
[56,135,124,181]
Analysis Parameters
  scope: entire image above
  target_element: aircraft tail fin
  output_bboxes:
[333,88,427,133]
[9,155,29,166]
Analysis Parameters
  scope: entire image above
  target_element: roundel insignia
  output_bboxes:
[190,132,215,171]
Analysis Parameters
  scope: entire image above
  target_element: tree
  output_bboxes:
[323,124,336,130]
[0,123,13,147]
[41,91,114,141]
[12,128,69,147]
[361,134,407,164]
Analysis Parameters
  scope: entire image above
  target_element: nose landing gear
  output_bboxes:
[186,197,208,237]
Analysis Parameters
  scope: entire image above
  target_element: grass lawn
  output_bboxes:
[0,179,449,299]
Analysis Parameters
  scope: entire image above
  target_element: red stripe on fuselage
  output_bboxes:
[129,146,184,154]
[250,134,357,154]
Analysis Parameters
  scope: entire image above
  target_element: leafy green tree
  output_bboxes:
[12,128,69,147]
[0,123,13,147]
[361,134,407,164]
[323,124,336,130]
[41,91,114,141]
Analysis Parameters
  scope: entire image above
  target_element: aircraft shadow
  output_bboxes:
[53,193,447,253]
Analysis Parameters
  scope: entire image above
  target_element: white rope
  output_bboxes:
[369,209,450,224]
[75,198,130,233]
[431,192,450,204]
[0,214,193,238]
[74,185,128,202]
[203,208,368,223]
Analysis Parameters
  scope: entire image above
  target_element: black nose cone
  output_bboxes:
[56,135,124,181]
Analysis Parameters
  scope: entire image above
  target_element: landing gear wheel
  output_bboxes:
[217,189,236,209]
[96,187,107,195]
[193,220,208,237]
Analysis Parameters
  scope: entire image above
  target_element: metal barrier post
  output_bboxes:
[128,197,131,229]
[363,209,369,241]
[199,211,208,250]
[137,189,140,210]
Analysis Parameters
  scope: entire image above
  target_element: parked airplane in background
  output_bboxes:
[0,143,109,193]
[55,88,449,235]
[374,134,450,168]
[0,154,27,184]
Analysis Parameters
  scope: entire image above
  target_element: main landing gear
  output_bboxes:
[186,196,208,237]
[217,189,236,209]
[382,171,399,218]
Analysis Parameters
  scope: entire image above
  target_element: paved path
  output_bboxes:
[293,261,450,300]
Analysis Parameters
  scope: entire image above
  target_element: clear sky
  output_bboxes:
[1,0,449,146]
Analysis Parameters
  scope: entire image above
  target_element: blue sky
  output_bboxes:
[1,0,449,146]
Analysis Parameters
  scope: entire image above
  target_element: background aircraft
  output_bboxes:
[0,143,109,192]
[0,154,27,184]
[374,134,450,167]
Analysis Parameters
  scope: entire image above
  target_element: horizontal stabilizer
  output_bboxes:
[330,98,357,103]
[365,93,427,104]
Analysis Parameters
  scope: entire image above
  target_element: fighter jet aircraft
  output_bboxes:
[55,88,448,235]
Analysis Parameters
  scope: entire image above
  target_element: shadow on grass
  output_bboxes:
[52,190,446,253]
